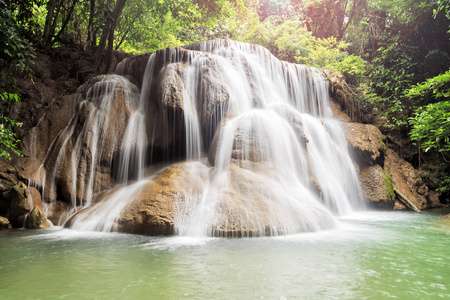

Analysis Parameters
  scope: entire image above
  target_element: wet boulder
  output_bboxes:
[344,123,386,169]
[0,216,11,230]
[359,165,395,209]
[1,182,31,227]
[28,75,136,205]
[119,162,208,235]
[384,148,428,210]
[199,59,230,125]
[158,63,186,111]
[25,207,50,229]
[118,161,335,236]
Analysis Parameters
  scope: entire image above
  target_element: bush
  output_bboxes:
[0,92,23,160]
[0,0,35,74]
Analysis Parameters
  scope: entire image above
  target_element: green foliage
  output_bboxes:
[236,18,312,62]
[296,36,348,68]
[368,43,419,126]
[431,0,450,22]
[405,69,450,102]
[384,173,395,199]
[407,71,450,153]
[436,174,450,194]
[408,101,450,153]
[0,92,23,160]
[235,17,367,82]
[0,0,36,73]
[114,0,237,53]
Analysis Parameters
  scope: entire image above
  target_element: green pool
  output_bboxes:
[1,211,449,299]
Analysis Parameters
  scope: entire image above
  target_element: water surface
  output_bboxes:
[1,211,449,299]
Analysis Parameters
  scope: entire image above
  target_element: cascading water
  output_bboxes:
[171,40,363,236]
[30,40,363,237]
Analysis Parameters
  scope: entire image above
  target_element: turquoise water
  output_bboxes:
[1,211,449,299]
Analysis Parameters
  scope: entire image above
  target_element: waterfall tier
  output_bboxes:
[28,40,363,237]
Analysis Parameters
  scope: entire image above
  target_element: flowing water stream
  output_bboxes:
[29,40,364,236]
[1,211,449,299]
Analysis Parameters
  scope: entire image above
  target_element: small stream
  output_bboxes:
[1,210,449,299]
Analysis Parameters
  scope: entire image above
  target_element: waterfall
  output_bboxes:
[30,40,363,236]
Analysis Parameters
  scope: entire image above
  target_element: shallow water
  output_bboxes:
[1,211,449,299]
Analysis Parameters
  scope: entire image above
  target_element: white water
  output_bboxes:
[173,40,363,236]
[31,40,363,236]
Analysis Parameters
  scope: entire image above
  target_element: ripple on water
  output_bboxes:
[0,211,449,299]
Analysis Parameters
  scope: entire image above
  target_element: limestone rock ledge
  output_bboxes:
[332,98,438,210]
[359,165,395,209]
[384,148,429,210]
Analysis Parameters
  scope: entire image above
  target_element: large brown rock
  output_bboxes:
[0,216,11,230]
[28,186,43,209]
[427,190,442,209]
[115,54,152,89]
[118,161,334,236]
[1,182,31,227]
[0,160,19,193]
[360,165,395,209]
[25,207,50,229]
[384,148,428,210]
[25,75,136,205]
[119,162,208,235]
[0,160,20,217]
[344,123,386,169]
[0,161,46,228]
[199,60,230,125]
[158,63,186,110]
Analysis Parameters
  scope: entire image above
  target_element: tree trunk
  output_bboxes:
[84,0,96,50]
[94,0,127,72]
[47,0,63,44]
[52,0,79,46]
[43,0,58,44]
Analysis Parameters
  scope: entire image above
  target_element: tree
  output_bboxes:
[0,0,35,80]
[93,0,127,71]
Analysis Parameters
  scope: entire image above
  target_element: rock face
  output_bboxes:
[344,123,386,168]
[0,216,11,230]
[384,148,428,210]
[118,161,335,236]
[25,207,50,229]
[0,160,49,228]
[359,165,395,209]
[4,182,30,227]
[118,162,208,235]
[334,98,435,210]
[24,75,138,207]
